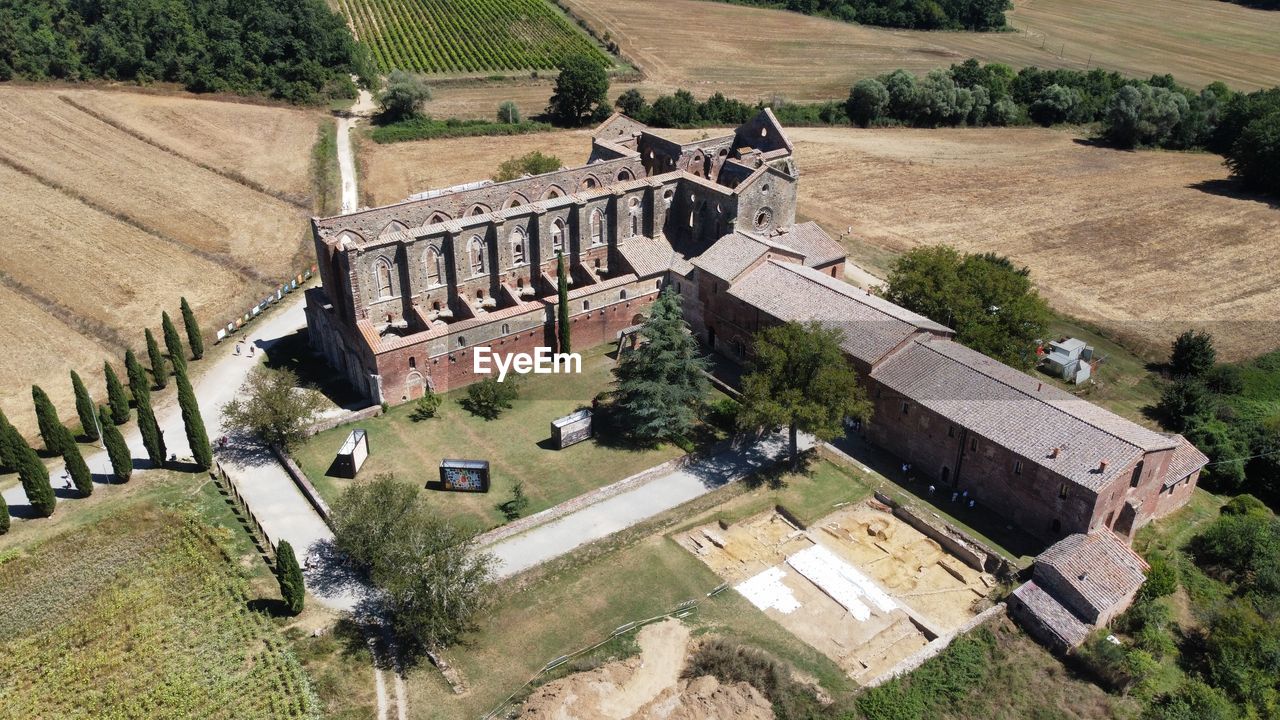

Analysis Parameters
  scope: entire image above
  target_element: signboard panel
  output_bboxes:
[332,429,369,479]
[439,459,490,493]
[551,409,593,449]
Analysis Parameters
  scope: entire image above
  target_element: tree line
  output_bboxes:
[0,298,210,528]
[0,0,372,103]
[711,0,1010,30]
[607,60,1279,199]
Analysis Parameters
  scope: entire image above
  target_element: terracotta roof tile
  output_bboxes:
[1012,580,1091,648]
[1037,532,1148,616]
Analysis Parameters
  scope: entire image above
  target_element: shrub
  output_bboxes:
[684,638,826,720]
[1141,552,1180,599]
[493,151,562,182]
[1225,110,1280,197]
[378,71,432,121]
[498,481,529,520]
[847,78,889,127]
[1029,84,1081,126]
[1221,494,1270,518]
[1156,379,1211,432]
[1206,364,1245,395]
[463,377,519,420]
[496,100,521,124]
[409,391,441,421]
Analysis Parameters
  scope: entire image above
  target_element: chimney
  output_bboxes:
[1050,447,1060,459]
[1099,459,1109,472]
[1037,382,1042,391]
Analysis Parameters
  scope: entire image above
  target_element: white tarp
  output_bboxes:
[787,544,897,622]
[735,567,801,614]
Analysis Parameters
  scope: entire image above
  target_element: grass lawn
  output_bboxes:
[0,478,321,719]
[293,343,713,531]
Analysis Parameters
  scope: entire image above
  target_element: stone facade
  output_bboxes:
[305,110,1206,547]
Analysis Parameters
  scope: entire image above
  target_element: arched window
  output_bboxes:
[551,218,565,253]
[468,204,490,217]
[501,323,510,335]
[620,288,628,300]
[544,185,565,200]
[374,258,393,299]
[590,209,605,246]
[425,211,450,225]
[424,245,443,286]
[583,299,591,311]
[468,236,486,276]
[630,214,639,238]
[617,168,634,182]
[510,227,527,266]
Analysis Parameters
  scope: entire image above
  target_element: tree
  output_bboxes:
[498,481,529,520]
[409,390,441,421]
[221,366,327,451]
[1141,680,1238,720]
[1170,329,1216,378]
[1029,84,1080,126]
[847,78,889,127]
[162,311,187,374]
[378,70,432,121]
[613,288,709,445]
[547,54,609,126]
[615,88,649,120]
[493,151,562,182]
[462,377,519,420]
[0,490,7,534]
[1157,379,1212,432]
[883,69,919,121]
[556,252,571,354]
[63,441,92,497]
[69,370,99,442]
[885,246,1051,368]
[1226,110,1280,198]
[104,361,130,425]
[145,328,168,389]
[1102,84,1190,149]
[738,322,872,466]
[275,540,306,615]
[332,475,495,654]
[180,297,204,360]
[175,362,212,470]
[128,348,166,466]
[32,385,71,455]
[98,405,132,483]
[496,100,521,124]
[7,423,54,517]
[0,409,16,472]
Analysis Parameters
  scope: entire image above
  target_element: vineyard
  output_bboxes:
[336,0,612,74]
[0,510,320,719]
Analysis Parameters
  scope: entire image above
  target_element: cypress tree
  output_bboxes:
[128,349,166,467]
[556,252,571,354]
[145,328,168,389]
[175,362,212,470]
[10,426,55,517]
[99,405,132,483]
[71,370,99,442]
[32,385,70,455]
[0,408,16,472]
[180,297,204,360]
[125,349,149,408]
[104,361,130,425]
[0,489,8,534]
[63,442,92,497]
[162,311,187,374]
[275,540,306,615]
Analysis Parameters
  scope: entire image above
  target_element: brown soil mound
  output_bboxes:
[519,619,774,720]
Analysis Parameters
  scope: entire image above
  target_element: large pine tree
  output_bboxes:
[104,361,130,425]
[99,405,132,483]
[70,370,99,442]
[612,288,709,445]
[145,328,168,389]
[557,252,571,354]
[128,349,166,466]
[32,385,70,455]
[0,489,8,534]
[9,425,55,517]
[175,362,212,470]
[162,311,188,374]
[0,408,17,472]
[275,540,306,615]
[63,442,93,497]
[180,297,204,360]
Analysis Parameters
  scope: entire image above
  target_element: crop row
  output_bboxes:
[339,0,611,74]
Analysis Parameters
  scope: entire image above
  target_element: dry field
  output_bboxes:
[0,86,326,433]
[362,125,1280,360]
[560,0,1280,100]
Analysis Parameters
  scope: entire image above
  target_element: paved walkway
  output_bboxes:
[487,432,812,579]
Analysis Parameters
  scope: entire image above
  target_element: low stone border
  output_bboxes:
[306,404,382,438]
[475,438,735,549]
[272,444,335,528]
[861,603,1007,688]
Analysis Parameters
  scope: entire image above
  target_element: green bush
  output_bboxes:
[462,378,520,420]
[858,628,996,719]
[409,391,441,422]
[683,638,828,720]
[370,118,553,144]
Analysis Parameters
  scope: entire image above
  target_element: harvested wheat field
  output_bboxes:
[0,86,326,433]
[787,126,1280,360]
[562,0,1280,100]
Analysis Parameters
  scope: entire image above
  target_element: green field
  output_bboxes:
[336,0,613,75]
[0,497,319,719]
[294,344,714,531]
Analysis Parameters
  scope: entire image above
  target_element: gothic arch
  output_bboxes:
[542,185,566,200]
[372,256,394,299]
[424,211,451,226]
[335,230,363,249]
[503,192,530,209]
[467,235,487,276]
[467,203,491,217]
[551,217,566,253]
[509,226,528,266]
[589,208,605,246]
[616,168,634,182]
[424,245,444,286]
[580,174,601,191]
[379,220,409,238]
